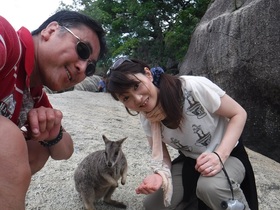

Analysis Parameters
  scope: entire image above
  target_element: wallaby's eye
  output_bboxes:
[114,151,118,157]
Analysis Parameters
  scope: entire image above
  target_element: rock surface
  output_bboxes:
[179,0,280,163]
[74,75,101,92]
[25,91,280,210]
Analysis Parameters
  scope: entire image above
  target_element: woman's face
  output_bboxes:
[117,70,159,113]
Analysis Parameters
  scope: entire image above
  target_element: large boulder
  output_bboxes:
[43,75,101,94]
[74,75,101,92]
[179,0,280,162]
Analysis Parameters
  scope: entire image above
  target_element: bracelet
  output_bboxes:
[39,126,63,147]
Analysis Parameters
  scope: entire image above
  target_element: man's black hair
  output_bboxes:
[32,10,107,59]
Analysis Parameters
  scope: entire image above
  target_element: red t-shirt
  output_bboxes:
[0,16,51,127]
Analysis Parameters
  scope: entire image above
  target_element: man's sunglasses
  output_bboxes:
[62,26,96,77]
[106,57,133,76]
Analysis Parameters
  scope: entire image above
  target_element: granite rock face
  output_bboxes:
[179,0,280,162]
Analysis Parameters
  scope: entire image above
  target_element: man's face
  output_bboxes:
[35,23,100,91]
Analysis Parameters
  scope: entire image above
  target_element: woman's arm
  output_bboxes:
[214,94,247,162]
[136,136,171,194]
[195,94,247,176]
[147,136,172,168]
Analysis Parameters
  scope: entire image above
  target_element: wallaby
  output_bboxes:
[74,135,128,210]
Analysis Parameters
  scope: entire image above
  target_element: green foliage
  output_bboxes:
[59,0,212,74]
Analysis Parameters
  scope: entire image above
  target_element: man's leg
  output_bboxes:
[0,116,31,210]
[27,140,50,175]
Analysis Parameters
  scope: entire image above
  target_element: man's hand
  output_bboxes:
[135,173,163,194]
[26,106,63,141]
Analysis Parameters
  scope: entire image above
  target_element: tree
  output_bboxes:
[59,0,211,73]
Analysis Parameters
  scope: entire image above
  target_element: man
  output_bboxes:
[0,10,106,209]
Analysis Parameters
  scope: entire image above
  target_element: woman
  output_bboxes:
[106,58,258,210]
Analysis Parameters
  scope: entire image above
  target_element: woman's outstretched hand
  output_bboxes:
[136,173,163,194]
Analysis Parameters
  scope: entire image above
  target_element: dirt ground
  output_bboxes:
[25,91,280,210]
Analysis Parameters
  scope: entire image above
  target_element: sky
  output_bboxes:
[0,0,73,31]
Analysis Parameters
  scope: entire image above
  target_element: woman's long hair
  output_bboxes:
[106,59,184,129]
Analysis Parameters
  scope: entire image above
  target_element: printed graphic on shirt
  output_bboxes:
[18,88,34,128]
[0,94,16,119]
[192,124,211,147]
[185,90,206,118]
[170,137,193,152]
[185,89,212,147]
[167,125,211,152]
[163,88,213,152]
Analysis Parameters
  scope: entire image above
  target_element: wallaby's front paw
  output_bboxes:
[113,181,119,188]
[121,177,126,185]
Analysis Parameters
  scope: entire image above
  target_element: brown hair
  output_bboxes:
[106,58,184,129]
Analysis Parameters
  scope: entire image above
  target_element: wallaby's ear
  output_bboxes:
[102,135,109,143]
[118,137,127,145]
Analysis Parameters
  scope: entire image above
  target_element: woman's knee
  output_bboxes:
[143,189,164,210]
[196,157,247,209]
[196,176,216,198]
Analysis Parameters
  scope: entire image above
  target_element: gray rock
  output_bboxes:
[74,75,101,92]
[179,0,280,162]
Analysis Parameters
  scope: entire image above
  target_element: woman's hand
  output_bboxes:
[195,152,222,176]
[135,173,163,194]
